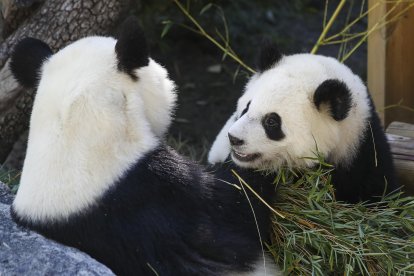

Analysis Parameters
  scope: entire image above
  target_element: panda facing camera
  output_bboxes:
[209,42,399,203]
[10,19,280,275]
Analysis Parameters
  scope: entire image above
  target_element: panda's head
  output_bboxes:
[11,18,177,221]
[10,18,176,141]
[209,43,370,170]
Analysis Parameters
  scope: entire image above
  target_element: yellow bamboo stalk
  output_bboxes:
[341,0,414,62]
[324,2,380,43]
[311,0,347,54]
[231,169,285,218]
[173,0,256,74]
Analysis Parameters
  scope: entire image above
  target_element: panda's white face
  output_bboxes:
[209,53,370,170]
[11,26,176,221]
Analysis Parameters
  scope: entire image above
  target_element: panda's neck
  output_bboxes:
[330,109,397,202]
[13,131,159,223]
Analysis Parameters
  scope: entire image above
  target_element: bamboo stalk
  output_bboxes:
[311,0,347,54]
[173,0,256,74]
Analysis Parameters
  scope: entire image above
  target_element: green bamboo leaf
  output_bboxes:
[161,21,173,38]
[358,225,365,239]
[200,3,213,15]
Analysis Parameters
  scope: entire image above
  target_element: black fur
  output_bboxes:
[257,40,282,73]
[9,37,52,88]
[262,112,285,141]
[115,17,149,80]
[330,97,398,203]
[229,134,244,146]
[12,145,277,275]
[212,159,276,238]
[314,79,352,121]
[240,101,251,118]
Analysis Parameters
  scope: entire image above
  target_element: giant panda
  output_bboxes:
[9,19,280,275]
[208,42,399,203]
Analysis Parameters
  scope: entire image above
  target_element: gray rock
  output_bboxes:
[0,181,14,204]
[0,181,114,275]
[3,131,28,170]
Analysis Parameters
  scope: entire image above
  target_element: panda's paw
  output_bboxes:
[208,113,237,164]
[207,144,230,164]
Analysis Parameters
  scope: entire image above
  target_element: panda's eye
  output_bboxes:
[264,113,280,128]
[262,112,285,141]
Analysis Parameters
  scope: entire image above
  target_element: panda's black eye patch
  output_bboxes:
[240,101,251,118]
[262,113,285,141]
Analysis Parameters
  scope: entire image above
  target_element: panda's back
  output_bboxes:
[12,144,268,275]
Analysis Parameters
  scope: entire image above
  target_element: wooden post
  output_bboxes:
[368,0,386,123]
[386,122,414,195]
[385,3,414,125]
[368,1,414,126]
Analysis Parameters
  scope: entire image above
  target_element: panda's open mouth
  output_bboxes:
[231,150,261,162]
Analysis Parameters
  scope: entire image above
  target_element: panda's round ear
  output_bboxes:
[9,37,53,88]
[257,39,282,73]
[115,17,149,79]
[313,79,352,121]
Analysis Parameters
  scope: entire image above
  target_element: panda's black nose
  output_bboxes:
[228,134,244,146]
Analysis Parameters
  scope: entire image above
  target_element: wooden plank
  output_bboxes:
[368,0,386,123]
[393,159,414,195]
[385,4,414,125]
[387,121,414,138]
[387,134,414,160]
[386,122,414,195]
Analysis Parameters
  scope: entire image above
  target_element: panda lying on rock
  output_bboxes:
[10,20,279,275]
[209,42,399,203]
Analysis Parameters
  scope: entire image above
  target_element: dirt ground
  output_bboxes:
[136,1,367,161]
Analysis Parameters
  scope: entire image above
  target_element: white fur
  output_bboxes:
[208,112,237,164]
[13,36,176,222]
[226,256,282,276]
[209,54,370,170]
[208,80,258,165]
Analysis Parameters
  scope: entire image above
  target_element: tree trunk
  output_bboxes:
[0,0,130,165]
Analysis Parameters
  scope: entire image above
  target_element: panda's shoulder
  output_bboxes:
[145,144,203,171]
[210,161,276,197]
[126,144,211,188]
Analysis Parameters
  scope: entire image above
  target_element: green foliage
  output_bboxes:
[167,135,208,163]
[0,167,20,193]
[267,161,414,275]
[220,151,414,274]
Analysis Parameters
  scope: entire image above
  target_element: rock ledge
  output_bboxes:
[0,181,114,275]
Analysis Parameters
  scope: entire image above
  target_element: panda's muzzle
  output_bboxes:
[228,133,261,162]
[231,150,261,162]
[228,134,244,146]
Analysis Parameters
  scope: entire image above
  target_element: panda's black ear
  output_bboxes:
[257,39,282,72]
[9,37,53,88]
[115,17,149,79]
[313,79,352,121]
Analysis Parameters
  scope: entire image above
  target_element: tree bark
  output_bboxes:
[0,0,130,165]
[1,0,45,38]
